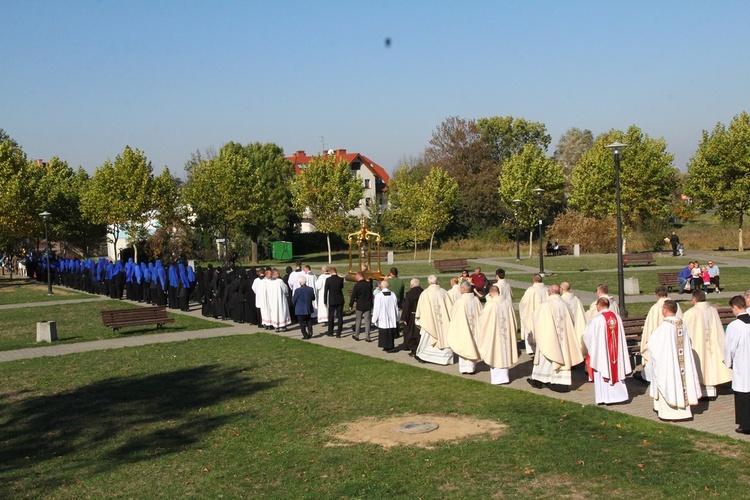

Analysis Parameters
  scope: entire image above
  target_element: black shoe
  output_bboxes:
[352,336,360,341]
[336,334,341,338]
[633,371,648,384]
[736,427,750,434]
[366,339,372,343]
[526,378,543,389]
[408,352,416,358]
[416,356,427,364]
[549,384,570,393]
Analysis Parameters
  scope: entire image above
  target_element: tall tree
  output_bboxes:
[36,158,105,255]
[0,139,40,250]
[498,143,567,247]
[291,154,365,263]
[185,142,294,263]
[569,126,677,227]
[553,127,594,187]
[418,166,459,263]
[686,111,750,251]
[423,116,499,234]
[476,115,551,162]
[81,146,156,261]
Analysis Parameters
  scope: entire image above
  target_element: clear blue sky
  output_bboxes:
[3,0,748,179]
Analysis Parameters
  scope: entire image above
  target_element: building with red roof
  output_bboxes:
[285,148,390,232]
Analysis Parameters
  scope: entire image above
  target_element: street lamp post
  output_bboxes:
[605,142,628,318]
[39,211,53,295]
[513,199,521,261]
[534,188,545,276]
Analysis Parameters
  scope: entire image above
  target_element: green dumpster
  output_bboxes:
[271,241,293,260]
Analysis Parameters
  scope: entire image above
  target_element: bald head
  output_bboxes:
[560,282,571,293]
[549,284,560,296]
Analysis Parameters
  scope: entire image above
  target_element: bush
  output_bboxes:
[547,210,618,253]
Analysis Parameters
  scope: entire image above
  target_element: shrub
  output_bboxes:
[547,210,618,253]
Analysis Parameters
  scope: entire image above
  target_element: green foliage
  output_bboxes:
[476,115,551,162]
[291,154,364,235]
[498,143,567,232]
[569,125,677,227]
[0,140,40,249]
[686,111,750,249]
[81,146,157,251]
[547,210,618,253]
[185,141,294,263]
[553,127,594,187]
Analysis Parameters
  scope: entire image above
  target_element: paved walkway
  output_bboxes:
[1,286,747,442]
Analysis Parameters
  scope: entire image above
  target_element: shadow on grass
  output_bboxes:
[0,278,37,289]
[0,364,281,494]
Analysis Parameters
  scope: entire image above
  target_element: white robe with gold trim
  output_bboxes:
[682,302,732,392]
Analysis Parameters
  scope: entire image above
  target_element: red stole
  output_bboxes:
[602,311,620,383]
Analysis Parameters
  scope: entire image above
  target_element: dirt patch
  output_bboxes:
[695,439,746,459]
[328,414,506,448]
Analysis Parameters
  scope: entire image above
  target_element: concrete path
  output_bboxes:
[1,290,747,442]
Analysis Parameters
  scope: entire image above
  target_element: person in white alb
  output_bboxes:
[725,295,750,434]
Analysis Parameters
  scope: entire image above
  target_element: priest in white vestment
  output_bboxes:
[528,285,584,392]
[303,266,318,318]
[682,289,732,398]
[493,268,513,303]
[288,262,305,294]
[252,270,266,328]
[256,268,273,330]
[647,299,702,421]
[477,285,518,384]
[724,295,750,434]
[414,275,455,365]
[315,266,330,326]
[586,283,619,321]
[561,282,588,354]
[639,286,683,382]
[264,269,291,331]
[583,297,632,404]
[447,281,483,374]
[519,274,548,355]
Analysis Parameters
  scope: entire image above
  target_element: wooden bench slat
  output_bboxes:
[623,252,655,267]
[101,306,175,332]
[434,259,469,272]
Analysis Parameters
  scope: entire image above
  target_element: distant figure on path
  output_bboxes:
[669,231,680,257]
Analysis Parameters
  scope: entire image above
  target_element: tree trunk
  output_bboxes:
[112,226,120,262]
[428,231,435,263]
[251,238,259,264]
[133,242,138,264]
[413,229,417,260]
[529,231,533,259]
[326,233,332,264]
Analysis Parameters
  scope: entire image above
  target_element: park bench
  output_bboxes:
[717,307,734,326]
[101,306,175,333]
[546,245,570,256]
[658,272,680,292]
[434,258,469,272]
[620,315,647,366]
[623,252,655,267]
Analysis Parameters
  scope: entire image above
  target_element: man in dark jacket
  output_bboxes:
[349,271,373,342]
[292,276,316,339]
[324,267,345,337]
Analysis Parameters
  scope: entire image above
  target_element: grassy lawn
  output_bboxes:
[0,301,224,351]
[0,277,90,305]
[0,334,748,497]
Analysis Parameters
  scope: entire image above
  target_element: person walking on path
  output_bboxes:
[670,231,680,257]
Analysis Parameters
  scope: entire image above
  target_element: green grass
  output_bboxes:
[0,334,748,497]
[0,301,224,351]
[0,277,90,305]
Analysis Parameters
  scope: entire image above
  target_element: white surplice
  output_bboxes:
[415,284,455,365]
[447,293,482,373]
[583,309,632,404]
[477,294,518,384]
[519,282,548,355]
[315,272,330,324]
[264,278,291,328]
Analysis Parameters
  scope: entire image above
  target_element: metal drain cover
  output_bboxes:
[396,421,439,434]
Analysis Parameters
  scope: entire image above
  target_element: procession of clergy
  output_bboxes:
[253,262,750,432]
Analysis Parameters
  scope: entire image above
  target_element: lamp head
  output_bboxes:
[605,141,628,159]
